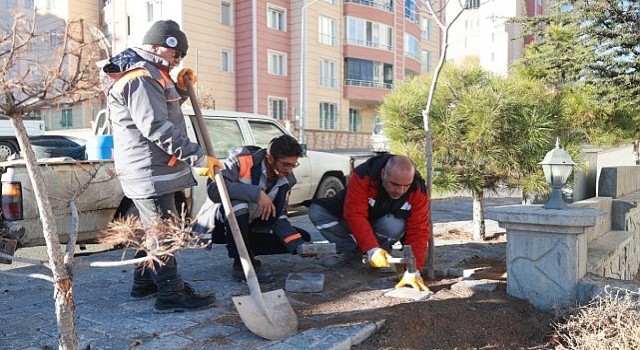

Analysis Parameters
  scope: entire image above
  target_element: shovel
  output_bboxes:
[183,76,298,341]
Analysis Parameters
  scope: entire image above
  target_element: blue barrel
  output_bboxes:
[86,135,114,160]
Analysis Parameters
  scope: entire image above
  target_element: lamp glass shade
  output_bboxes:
[541,163,573,187]
[539,141,575,187]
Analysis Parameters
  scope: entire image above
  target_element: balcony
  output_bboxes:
[345,79,393,89]
[345,0,394,13]
[344,38,393,51]
[344,79,393,102]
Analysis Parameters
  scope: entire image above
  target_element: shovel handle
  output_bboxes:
[183,76,263,296]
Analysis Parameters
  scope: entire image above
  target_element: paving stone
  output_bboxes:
[385,287,434,301]
[451,279,499,292]
[285,272,325,293]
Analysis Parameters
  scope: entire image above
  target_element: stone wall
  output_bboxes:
[304,130,370,151]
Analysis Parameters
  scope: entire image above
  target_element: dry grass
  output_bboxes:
[554,289,640,349]
[98,213,207,270]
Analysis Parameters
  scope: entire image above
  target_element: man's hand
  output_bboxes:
[368,248,392,268]
[194,155,224,180]
[177,68,198,89]
[395,271,430,292]
[257,191,276,220]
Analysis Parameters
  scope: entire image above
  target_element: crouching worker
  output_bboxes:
[194,135,311,283]
[308,154,431,291]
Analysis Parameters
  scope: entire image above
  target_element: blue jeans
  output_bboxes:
[131,193,185,295]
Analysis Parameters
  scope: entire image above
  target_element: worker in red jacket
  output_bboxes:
[309,154,430,291]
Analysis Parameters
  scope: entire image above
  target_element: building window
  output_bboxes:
[404,34,420,61]
[268,50,287,76]
[421,49,431,72]
[61,109,73,128]
[345,58,393,89]
[324,0,337,4]
[404,0,419,24]
[348,109,361,132]
[422,18,432,40]
[268,97,287,121]
[319,59,337,88]
[319,102,338,130]
[267,4,286,31]
[221,1,232,26]
[318,16,336,47]
[146,1,161,22]
[466,0,480,9]
[345,17,393,51]
[221,49,233,72]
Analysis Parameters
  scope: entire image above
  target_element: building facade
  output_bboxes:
[100,0,443,150]
[445,0,547,76]
[3,1,442,145]
[1,0,104,131]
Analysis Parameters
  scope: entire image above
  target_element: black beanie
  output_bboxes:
[142,20,188,55]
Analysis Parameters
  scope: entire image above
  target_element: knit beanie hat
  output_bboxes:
[142,20,188,55]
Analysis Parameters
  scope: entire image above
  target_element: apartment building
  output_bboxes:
[4,1,442,146]
[1,0,105,130]
[445,0,547,76]
[100,0,443,150]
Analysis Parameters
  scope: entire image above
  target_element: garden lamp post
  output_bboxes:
[539,139,575,210]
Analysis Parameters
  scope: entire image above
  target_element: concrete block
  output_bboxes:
[451,279,498,292]
[384,288,433,301]
[285,273,325,293]
[297,242,336,255]
[0,238,17,264]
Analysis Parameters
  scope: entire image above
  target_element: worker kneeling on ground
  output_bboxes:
[309,154,430,291]
[194,135,313,283]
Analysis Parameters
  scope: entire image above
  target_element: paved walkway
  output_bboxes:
[0,197,517,349]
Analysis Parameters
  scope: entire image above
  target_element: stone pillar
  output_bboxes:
[486,205,606,311]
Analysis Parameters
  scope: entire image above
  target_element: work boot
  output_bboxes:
[130,281,158,300]
[154,283,217,313]
[320,250,363,268]
[232,258,275,283]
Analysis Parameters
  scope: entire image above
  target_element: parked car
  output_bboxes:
[371,122,390,153]
[0,109,356,249]
[0,116,45,161]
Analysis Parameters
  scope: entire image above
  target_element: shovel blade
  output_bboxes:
[232,288,298,341]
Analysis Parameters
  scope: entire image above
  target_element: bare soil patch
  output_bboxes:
[269,228,557,350]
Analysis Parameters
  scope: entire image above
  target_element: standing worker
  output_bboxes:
[100,19,221,312]
[309,154,431,291]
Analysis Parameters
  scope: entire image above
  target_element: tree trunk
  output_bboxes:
[421,1,466,279]
[472,195,485,241]
[10,116,78,349]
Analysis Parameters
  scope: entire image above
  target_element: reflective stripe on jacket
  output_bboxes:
[206,147,305,253]
[101,47,204,199]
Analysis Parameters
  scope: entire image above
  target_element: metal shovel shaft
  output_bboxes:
[183,76,297,340]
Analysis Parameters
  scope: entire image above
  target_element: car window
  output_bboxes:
[248,120,286,148]
[206,118,245,158]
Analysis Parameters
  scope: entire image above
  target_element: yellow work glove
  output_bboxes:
[177,68,198,89]
[395,271,430,292]
[194,156,224,180]
[368,248,392,268]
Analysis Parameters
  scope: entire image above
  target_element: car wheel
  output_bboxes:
[0,141,17,161]
[316,176,344,199]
